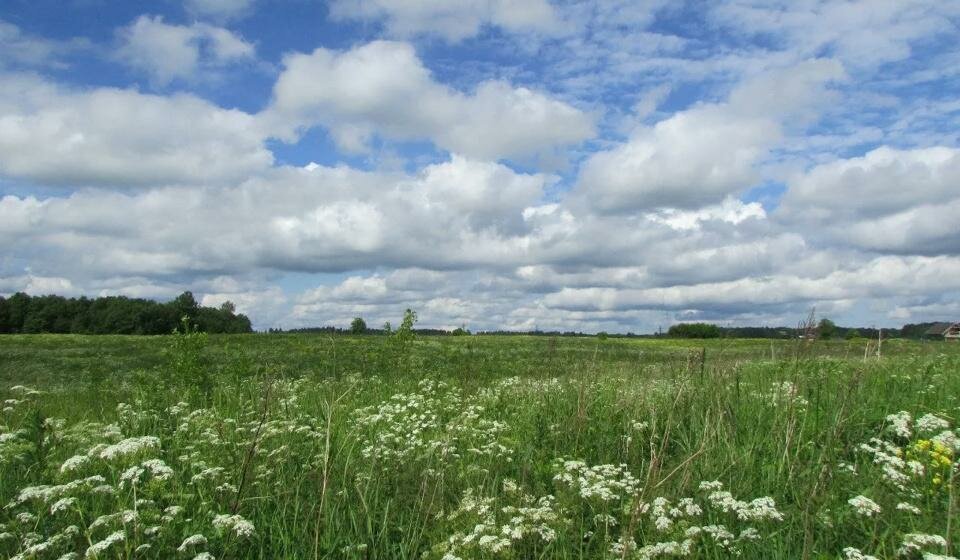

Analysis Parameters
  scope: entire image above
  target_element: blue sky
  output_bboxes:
[1,0,959,332]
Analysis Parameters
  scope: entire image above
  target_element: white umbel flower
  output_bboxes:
[178,534,208,552]
[212,514,255,538]
[885,411,912,439]
[85,530,125,558]
[99,436,160,460]
[847,495,881,517]
[843,547,879,560]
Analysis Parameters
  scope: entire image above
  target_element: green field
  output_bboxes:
[1,333,958,559]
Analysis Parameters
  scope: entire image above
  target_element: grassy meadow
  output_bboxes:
[1,333,958,559]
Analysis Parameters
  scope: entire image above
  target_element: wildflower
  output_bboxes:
[896,502,921,514]
[178,534,208,552]
[212,514,256,538]
[142,458,174,480]
[552,459,639,501]
[168,402,190,415]
[932,430,959,452]
[99,436,160,460]
[837,462,857,474]
[144,526,161,537]
[886,411,912,439]
[634,539,694,558]
[477,534,510,552]
[50,497,76,514]
[119,465,145,488]
[12,539,57,559]
[162,505,183,522]
[899,533,948,556]
[759,381,809,409]
[701,524,735,548]
[916,414,950,434]
[706,490,782,521]
[60,455,89,473]
[191,466,225,484]
[679,497,702,516]
[85,530,125,558]
[741,497,783,521]
[593,513,618,527]
[442,487,560,558]
[609,536,637,556]
[848,495,881,517]
[843,547,879,560]
[11,475,105,506]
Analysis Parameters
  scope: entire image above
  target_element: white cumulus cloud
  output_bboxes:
[575,59,844,212]
[777,146,960,255]
[328,0,560,41]
[264,40,594,161]
[116,15,255,85]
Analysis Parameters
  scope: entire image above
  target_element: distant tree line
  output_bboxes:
[267,321,949,340]
[0,291,252,334]
[665,320,949,340]
[280,326,469,336]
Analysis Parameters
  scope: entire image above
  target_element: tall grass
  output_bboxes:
[0,334,957,558]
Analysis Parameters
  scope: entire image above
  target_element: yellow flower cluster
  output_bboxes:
[907,439,954,488]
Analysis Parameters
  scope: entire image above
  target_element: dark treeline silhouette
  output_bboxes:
[0,291,252,335]
[275,321,950,340]
[279,326,467,336]
[275,326,625,337]
[669,322,947,340]
[476,330,617,337]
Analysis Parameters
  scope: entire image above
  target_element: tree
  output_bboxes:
[350,316,368,334]
[818,318,838,340]
[6,292,31,333]
[388,309,419,372]
[845,329,862,340]
[667,323,721,339]
[0,296,9,333]
[170,291,199,321]
[398,308,417,337]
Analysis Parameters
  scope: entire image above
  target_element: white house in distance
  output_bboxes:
[924,322,960,341]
